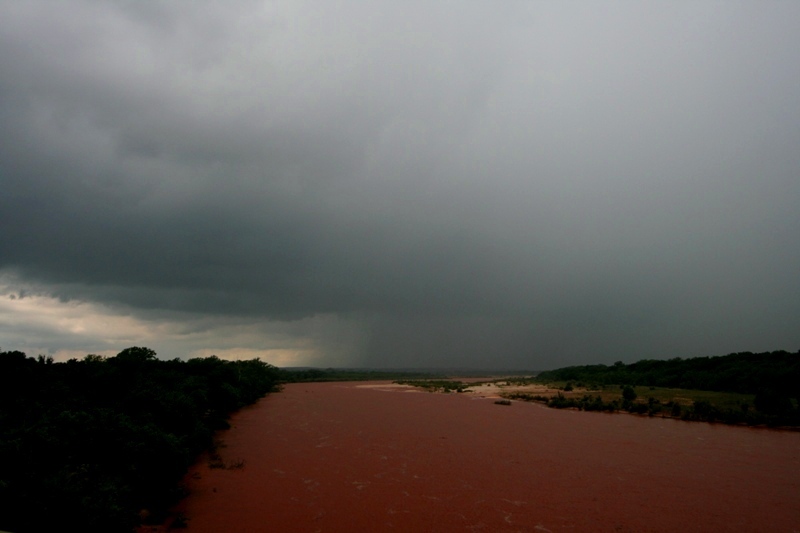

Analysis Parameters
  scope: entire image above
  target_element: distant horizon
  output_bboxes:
[7,345,796,376]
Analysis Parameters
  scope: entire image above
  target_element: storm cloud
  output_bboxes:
[1,1,799,368]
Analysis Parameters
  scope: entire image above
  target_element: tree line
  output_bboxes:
[0,347,281,532]
[534,350,800,419]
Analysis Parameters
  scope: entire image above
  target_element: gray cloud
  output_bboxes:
[1,1,799,367]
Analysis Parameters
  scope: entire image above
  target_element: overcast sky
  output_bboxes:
[1,1,799,369]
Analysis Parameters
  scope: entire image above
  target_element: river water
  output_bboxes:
[160,381,800,532]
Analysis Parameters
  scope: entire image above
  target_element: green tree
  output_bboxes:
[114,346,157,362]
[621,385,637,401]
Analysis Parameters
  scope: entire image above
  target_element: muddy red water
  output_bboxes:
[163,382,800,532]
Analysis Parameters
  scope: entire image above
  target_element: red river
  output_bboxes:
[158,382,800,532]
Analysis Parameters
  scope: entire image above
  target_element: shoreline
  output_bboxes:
[384,379,800,431]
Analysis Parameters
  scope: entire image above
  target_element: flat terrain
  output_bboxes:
[157,381,800,532]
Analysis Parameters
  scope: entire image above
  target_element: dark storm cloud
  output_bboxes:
[1,1,799,367]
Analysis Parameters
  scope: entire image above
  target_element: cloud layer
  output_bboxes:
[2,1,799,367]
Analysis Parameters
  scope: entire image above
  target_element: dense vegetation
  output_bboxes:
[534,350,799,395]
[529,350,800,426]
[0,347,280,532]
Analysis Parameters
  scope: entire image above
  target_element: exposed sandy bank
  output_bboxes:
[357,379,563,399]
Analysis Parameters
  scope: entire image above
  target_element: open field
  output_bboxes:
[150,381,800,532]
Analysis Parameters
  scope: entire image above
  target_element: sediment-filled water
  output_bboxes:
[162,382,800,532]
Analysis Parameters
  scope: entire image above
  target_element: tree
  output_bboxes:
[621,385,637,402]
[114,346,157,362]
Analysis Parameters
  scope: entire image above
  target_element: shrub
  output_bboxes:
[621,385,637,401]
